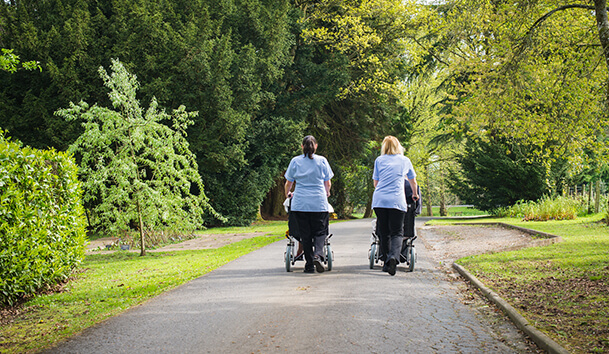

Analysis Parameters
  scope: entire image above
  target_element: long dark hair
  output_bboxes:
[302,135,317,159]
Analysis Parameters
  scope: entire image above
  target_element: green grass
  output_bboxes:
[419,205,487,217]
[0,234,283,353]
[351,206,487,219]
[429,214,608,353]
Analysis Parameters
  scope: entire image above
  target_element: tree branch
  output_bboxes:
[505,4,599,73]
[526,4,596,38]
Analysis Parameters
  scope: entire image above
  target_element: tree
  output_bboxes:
[56,59,221,255]
[409,0,609,204]
[268,0,421,218]
[450,136,549,212]
[0,0,297,226]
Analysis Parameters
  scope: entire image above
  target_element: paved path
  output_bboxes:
[46,219,530,353]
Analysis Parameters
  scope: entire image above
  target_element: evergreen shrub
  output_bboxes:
[0,132,86,306]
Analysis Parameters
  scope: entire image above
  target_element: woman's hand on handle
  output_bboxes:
[285,180,294,199]
[408,177,419,201]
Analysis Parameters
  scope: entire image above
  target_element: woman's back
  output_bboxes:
[372,154,415,211]
[285,154,333,212]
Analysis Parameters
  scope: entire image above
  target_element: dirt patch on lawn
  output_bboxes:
[86,232,269,253]
[419,223,536,266]
[150,232,269,251]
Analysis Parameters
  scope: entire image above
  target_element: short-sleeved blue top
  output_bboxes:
[371,154,416,212]
[285,154,334,212]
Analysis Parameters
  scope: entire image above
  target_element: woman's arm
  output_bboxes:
[408,178,419,201]
[324,180,331,197]
[285,180,294,198]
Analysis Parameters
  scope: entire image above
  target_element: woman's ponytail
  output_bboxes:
[302,135,317,159]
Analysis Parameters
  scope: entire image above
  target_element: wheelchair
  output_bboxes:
[285,231,333,272]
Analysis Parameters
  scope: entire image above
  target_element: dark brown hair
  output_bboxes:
[302,135,317,159]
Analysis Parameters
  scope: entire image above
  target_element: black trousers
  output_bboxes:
[374,207,405,264]
[291,211,329,269]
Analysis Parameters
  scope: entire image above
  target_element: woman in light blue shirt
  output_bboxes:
[285,135,334,273]
[372,136,419,276]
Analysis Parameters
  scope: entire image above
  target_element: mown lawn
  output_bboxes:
[0,233,283,353]
[419,205,487,217]
[429,214,609,353]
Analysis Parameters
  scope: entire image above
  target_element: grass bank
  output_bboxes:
[428,214,608,353]
[419,205,487,217]
[0,232,283,353]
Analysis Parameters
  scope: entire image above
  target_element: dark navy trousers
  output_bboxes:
[374,207,405,263]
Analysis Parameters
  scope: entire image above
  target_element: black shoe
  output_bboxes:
[313,258,325,273]
[304,268,315,273]
[382,264,389,272]
[387,258,397,276]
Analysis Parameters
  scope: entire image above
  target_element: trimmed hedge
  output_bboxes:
[0,132,86,306]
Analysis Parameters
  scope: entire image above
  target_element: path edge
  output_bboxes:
[453,263,570,354]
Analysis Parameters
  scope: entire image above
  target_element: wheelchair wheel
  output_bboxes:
[285,245,292,272]
[407,245,415,272]
[369,244,376,269]
[326,244,333,271]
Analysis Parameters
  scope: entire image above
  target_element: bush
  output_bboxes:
[0,132,86,306]
[500,195,584,221]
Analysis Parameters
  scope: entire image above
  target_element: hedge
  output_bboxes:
[0,132,86,306]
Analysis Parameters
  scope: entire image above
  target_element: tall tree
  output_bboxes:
[0,0,297,225]
[414,0,609,199]
[274,0,420,217]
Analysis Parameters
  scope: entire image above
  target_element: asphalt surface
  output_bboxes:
[46,218,531,353]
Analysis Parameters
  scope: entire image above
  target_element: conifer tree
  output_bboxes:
[57,59,222,255]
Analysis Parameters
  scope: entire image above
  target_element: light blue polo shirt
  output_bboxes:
[285,154,334,212]
[372,154,416,212]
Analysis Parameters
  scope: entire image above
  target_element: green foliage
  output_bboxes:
[0,0,297,225]
[0,131,86,306]
[450,136,549,211]
[0,48,40,73]
[56,59,222,243]
[499,195,585,221]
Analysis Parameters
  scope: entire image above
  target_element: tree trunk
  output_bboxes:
[363,180,374,218]
[439,191,447,216]
[137,198,146,256]
[595,179,601,213]
[588,183,593,214]
[439,162,447,216]
[332,170,348,219]
[595,0,609,105]
[425,164,433,216]
[596,0,609,72]
[260,176,289,220]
